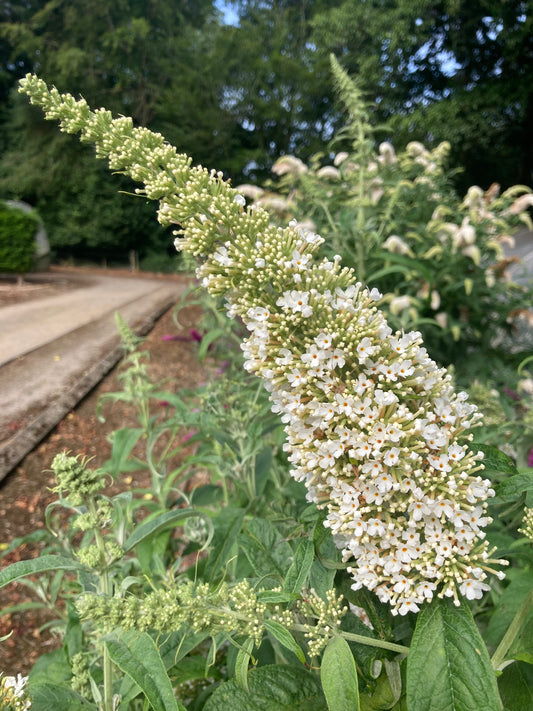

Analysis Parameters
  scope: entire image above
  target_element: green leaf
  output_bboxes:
[496,472,533,498]
[264,619,306,663]
[238,517,293,580]
[0,555,81,588]
[470,443,518,477]
[485,570,533,647]
[309,558,336,601]
[105,630,185,711]
[255,445,273,496]
[235,636,255,692]
[123,508,200,552]
[118,629,210,705]
[283,537,315,595]
[498,661,533,711]
[203,664,327,711]
[320,636,359,711]
[205,508,246,582]
[406,597,501,711]
[29,648,72,687]
[28,684,96,710]
[198,328,226,361]
[102,427,144,477]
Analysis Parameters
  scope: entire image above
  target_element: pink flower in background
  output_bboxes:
[161,329,204,343]
[528,448,533,468]
[189,329,203,343]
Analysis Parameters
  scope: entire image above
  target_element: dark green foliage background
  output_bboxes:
[0,200,40,273]
[0,0,530,263]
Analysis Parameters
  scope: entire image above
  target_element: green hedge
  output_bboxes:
[0,201,40,274]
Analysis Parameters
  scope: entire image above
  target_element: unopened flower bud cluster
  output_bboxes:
[19,76,506,614]
[519,508,533,542]
[76,541,123,569]
[77,579,267,647]
[299,589,348,657]
[51,452,106,506]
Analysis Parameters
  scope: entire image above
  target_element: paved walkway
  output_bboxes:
[0,268,190,480]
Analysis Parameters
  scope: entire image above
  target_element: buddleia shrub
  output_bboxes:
[239,57,533,370]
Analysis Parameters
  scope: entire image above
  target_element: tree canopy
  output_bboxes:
[0,0,530,262]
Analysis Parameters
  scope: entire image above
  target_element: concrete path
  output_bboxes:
[0,268,190,480]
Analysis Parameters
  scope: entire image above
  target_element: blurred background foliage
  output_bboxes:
[0,0,531,266]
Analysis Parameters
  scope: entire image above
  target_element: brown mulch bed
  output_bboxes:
[0,289,212,676]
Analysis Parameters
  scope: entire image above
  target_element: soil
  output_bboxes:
[0,280,213,676]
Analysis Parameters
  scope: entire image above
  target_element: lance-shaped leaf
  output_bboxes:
[406,597,501,711]
[0,555,81,588]
[123,508,203,552]
[105,630,185,711]
[320,635,359,711]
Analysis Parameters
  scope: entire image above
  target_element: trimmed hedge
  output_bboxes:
[0,200,40,274]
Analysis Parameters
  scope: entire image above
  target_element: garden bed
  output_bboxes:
[0,300,209,674]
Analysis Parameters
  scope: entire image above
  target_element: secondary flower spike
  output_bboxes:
[19,75,506,614]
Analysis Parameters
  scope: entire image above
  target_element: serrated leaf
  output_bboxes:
[406,597,501,711]
[0,555,81,588]
[123,508,199,552]
[235,636,255,692]
[203,664,327,711]
[283,537,314,595]
[105,630,185,711]
[321,636,359,711]
[497,471,533,498]
[264,619,306,663]
[28,684,96,710]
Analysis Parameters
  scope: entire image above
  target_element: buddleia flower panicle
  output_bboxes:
[19,76,507,614]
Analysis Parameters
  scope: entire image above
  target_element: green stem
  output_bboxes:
[291,623,409,656]
[491,588,533,671]
[89,499,114,711]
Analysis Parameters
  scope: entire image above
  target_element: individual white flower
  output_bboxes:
[383,235,412,256]
[378,141,397,165]
[508,193,533,214]
[272,155,308,176]
[334,151,349,166]
[235,184,264,201]
[389,295,411,315]
[317,165,340,179]
[459,578,491,600]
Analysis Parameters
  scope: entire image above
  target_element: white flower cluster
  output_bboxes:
[193,216,506,614]
[18,75,506,615]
